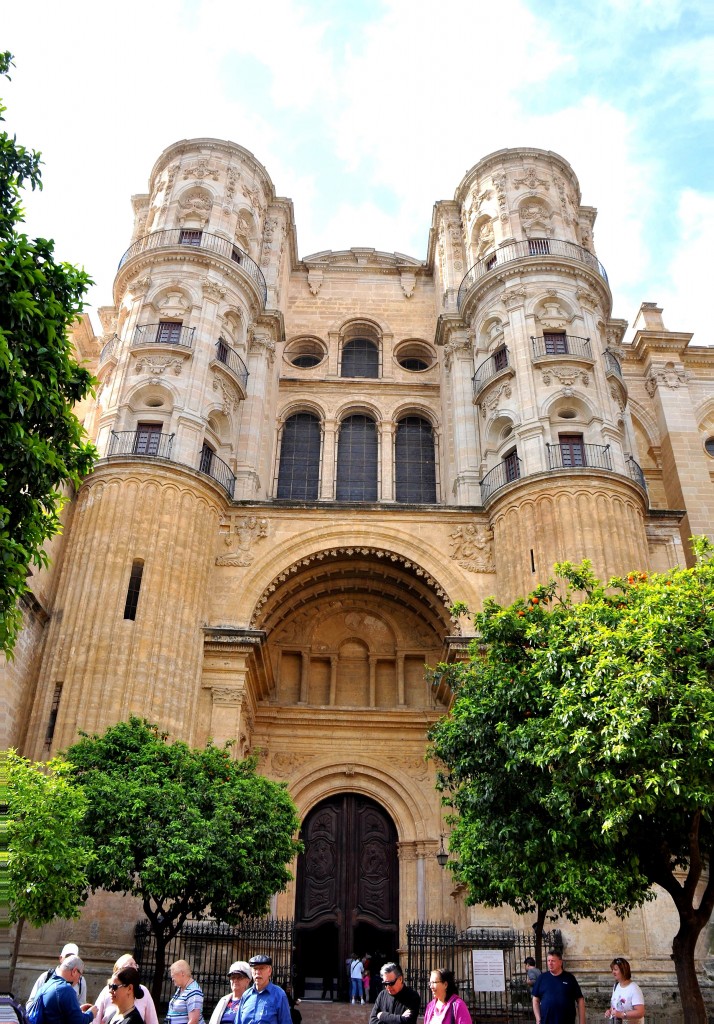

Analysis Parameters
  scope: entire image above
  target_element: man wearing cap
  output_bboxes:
[235,956,291,1024]
[208,963,252,1024]
[27,945,87,1007]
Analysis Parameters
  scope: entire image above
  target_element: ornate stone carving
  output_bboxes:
[443,335,472,370]
[645,365,691,396]
[449,524,496,573]
[242,183,265,217]
[400,271,416,298]
[576,287,599,310]
[502,286,527,309]
[492,173,509,222]
[183,159,219,181]
[387,757,429,782]
[225,165,239,204]
[202,278,227,301]
[134,355,183,376]
[211,687,244,706]
[212,373,239,413]
[249,332,276,362]
[514,168,549,190]
[307,269,323,295]
[216,515,269,566]
[480,381,512,414]
[541,366,590,387]
[128,274,152,297]
[271,752,313,776]
[610,384,626,412]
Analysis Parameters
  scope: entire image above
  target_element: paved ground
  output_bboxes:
[299,1000,375,1024]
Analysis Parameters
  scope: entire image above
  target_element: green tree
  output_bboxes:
[66,718,302,1000]
[2,751,93,986]
[429,540,714,1022]
[0,52,96,655]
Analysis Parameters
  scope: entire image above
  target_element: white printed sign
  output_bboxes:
[471,949,505,992]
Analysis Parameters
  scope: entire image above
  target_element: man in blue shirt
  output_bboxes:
[36,957,97,1024]
[235,956,291,1024]
[531,950,585,1024]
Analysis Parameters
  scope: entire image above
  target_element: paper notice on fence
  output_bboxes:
[471,949,505,992]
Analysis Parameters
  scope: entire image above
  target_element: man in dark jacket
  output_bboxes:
[368,964,420,1024]
[36,957,96,1024]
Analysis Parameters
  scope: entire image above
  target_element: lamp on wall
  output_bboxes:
[436,833,449,868]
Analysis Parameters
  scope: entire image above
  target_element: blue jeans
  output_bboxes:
[351,979,362,1001]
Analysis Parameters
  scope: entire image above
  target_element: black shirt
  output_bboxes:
[368,984,421,1024]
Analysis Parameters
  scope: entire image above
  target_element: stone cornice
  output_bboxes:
[630,331,695,362]
[301,247,424,273]
[149,138,276,203]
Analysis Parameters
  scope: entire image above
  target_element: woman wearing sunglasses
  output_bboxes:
[95,957,158,1024]
[107,967,146,1024]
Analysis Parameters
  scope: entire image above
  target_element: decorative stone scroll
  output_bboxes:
[212,373,239,413]
[449,524,496,573]
[183,159,219,181]
[513,168,549,190]
[541,366,590,387]
[134,355,183,376]
[645,365,691,396]
[216,514,269,566]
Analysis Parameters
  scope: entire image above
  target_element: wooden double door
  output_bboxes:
[295,794,399,997]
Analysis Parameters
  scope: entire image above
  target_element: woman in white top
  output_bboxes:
[95,956,159,1024]
[605,957,645,1021]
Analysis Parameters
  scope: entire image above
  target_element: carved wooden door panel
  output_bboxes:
[296,794,398,988]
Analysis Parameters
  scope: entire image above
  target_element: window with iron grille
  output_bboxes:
[157,320,182,344]
[124,559,144,621]
[395,417,436,503]
[528,237,550,255]
[559,433,585,467]
[544,330,568,354]
[179,229,202,246]
[493,345,508,371]
[504,447,520,482]
[277,413,321,500]
[216,338,229,363]
[336,415,378,500]
[341,338,379,378]
[134,423,162,456]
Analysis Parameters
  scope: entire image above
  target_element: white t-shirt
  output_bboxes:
[350,961,364,980]
[611,981,644,1015]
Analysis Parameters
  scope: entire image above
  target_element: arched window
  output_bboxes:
[336,415,378,501]
[277,412,322,500]
[395,417,437,503]
[341,338,379,378]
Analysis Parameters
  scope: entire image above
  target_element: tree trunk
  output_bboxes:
[151,931,168,1006]
[8,919,24,993]
[533,905,547,970]
[672,919,707,1024]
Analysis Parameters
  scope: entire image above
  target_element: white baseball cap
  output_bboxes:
[61,943,79,957]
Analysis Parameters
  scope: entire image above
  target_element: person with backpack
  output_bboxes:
[26,956,97,1024]
[27,946,87,1008]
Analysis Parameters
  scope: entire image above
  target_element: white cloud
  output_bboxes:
[658,188,714,344]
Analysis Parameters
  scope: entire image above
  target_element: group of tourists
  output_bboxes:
[17,941,645,1024]
[22,947,294,1024]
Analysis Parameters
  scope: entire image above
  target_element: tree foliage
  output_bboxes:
[0,52,96,654]
[66,718,302,999]
[3,751,92,924]
[429,539,714,1021]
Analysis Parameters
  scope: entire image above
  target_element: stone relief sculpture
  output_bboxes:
[216,514,269,566]
[449,523,496,573]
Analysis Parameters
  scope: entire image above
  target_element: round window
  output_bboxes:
[395,340,435,371]
[285,337,325,368]
[705,437,714,457]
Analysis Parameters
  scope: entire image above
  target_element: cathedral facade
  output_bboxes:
[7,139,714,1007]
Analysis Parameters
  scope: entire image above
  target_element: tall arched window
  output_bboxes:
[395,416,437,503]
[277,412,322,500]
[341,338,379,378]
[336,415,378,501]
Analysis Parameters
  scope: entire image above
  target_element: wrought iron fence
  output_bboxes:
[406,921,562,1023]
[473,347,511,396]
[133,918,295,1014]
[625,454,647,492]
[107,430,175,460]
[99,335,119,364]
[458,239,608,308]
[531,335,592,360]
[546,443,613,472]
[133,323,195,349]
[198,446,236,498]
[480,456,522,502]
[604,349,624,380]
[118,229,267,305]
[215,341,249,390]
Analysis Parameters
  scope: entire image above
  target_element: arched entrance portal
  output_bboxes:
[295,794,398,1000]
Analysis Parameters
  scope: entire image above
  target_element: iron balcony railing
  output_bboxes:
[473,346,511,396]
[531,335,593,360]
[108,430,175,460]
[199,447,236,498]
[458,238,608,309]
[99,335,119,364]
[118,229,268,305]
[626,454,647,491]
[604,348,624,380]
[480,456,522,502]
[133,323,195,349]
[546,442,612,471]
[214,341,249,390]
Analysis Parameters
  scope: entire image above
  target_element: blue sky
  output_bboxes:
[3,0,713,343]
